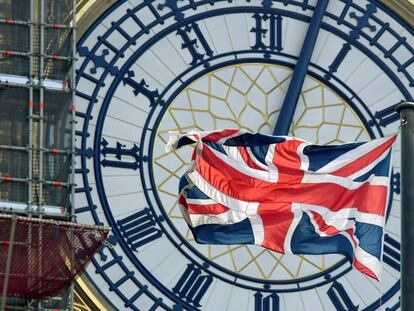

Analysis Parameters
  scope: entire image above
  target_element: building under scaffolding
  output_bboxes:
[0,1,105,310]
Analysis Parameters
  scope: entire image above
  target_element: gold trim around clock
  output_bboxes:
[381,0,414,27]
[74,1,117,309]
[75,0,414,36]
[76,0,116,39]
[74,0,414,35]
[74,275,114,311]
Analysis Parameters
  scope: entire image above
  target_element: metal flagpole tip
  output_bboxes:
[396,101,414,113]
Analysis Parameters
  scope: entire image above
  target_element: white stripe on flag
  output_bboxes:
[265,143,278,182]
[222,145,245,163]
[302,172,389,189]
[246,147,268,170]
[354,244,382,280]
[216,130,245,144]
[206,144,277,182]
[186,198,217,205]
[186,169,260,215]
[189,210,248,227]
[284,203,302,254]
[298,142,310,172]
[299,203,384,227]
[315,136,392,174]
[249,215,265,245]
[347,149,392,180]
[306,209,357,255]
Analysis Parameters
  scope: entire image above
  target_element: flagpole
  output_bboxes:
[396,102,414,311]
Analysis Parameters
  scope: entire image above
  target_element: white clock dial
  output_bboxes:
[74,1,410,310]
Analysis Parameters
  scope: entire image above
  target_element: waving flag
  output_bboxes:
[167,129,397,280]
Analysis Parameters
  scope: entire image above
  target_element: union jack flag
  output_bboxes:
[167,129,397,280]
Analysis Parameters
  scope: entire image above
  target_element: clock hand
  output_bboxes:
[273,0,329,136]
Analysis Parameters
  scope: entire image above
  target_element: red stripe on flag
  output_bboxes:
[259,202,293,253]
[332,136,396,177]
[274,140,304,184]
[238,146,266,171]
[311,211,358,247]
[353,257,379,280]
[178,195,187,207]
[203,129,240,142]
[345,228,356,246]
[308,211,378,280]
[310,211,341,235]
[199,144,268,188]
[311,212,377,280]
[187,203,229,215]
[197,144,387,216]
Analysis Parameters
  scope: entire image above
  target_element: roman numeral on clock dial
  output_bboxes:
[250,13,283,58]
[254,292,280,311]
[177,23,214,66]
[117,208,163,251]
[172,264,213,307]
[101,138,145,171]
[327,280,359,311]
[383,234,401,272]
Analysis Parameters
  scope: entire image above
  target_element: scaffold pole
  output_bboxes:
[69,1,77,310]
[1,215,17,311]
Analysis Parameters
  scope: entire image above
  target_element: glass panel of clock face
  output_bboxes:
[74,0,410,309]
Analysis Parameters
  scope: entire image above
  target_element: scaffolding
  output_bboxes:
[0,214,109,310]
[0,0,77,310]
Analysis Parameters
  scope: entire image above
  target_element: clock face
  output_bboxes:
[75,1,411,310]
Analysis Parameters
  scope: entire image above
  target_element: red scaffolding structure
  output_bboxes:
[0,214,109,308]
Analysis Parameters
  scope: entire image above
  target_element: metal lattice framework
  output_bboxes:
[0,0,76,218]
[0,0,78,310]
[0,214,109,302]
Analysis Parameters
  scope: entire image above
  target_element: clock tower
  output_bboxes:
[73,0,414,309]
